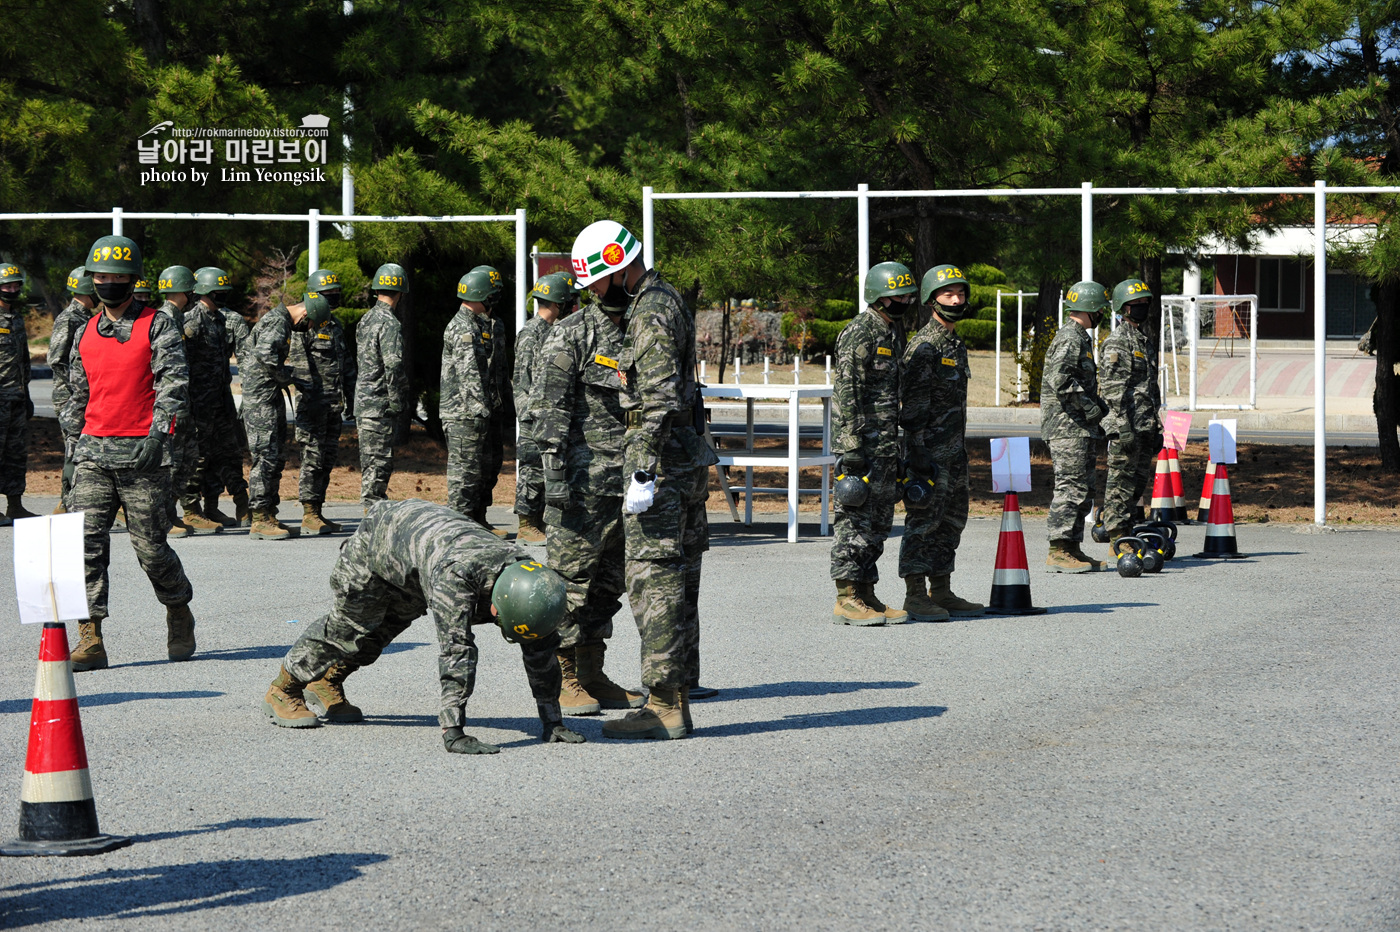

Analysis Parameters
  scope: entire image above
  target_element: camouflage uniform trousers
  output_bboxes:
[282,528,562,728]
[829,455,899,583]
[72,461,193,621]
[0,397,27,496]
[194,408,248,501]
[59,428,78,509]
[168,427,198,522]
[1102,432,1158,533]
[681,463,710,683]
[296,403,343,505]
[444,416,491,517]
[1047,436,1099,542]
[243,393,287,512]
[545,493,624,650]
[357,415,396,505]
[486,411,506,505]
[898,450,969,579]
[514,433,544,517]
[622,455,705,691]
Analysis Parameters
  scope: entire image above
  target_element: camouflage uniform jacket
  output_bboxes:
[291,317,356,413]
[0,301,30,403]
[832,308,902,459]
[533,304,627,493]
[1039,319,1106,441]
[492,315,509,413]
[181,300,231,418]
[511,313,552,433]
[1098,322,1160,437]
[355,300,409,418]
[241,303,299,406]
[48,298,92,412]
[439,308,495,421]
[222,307,252,369]
[61,302,190,468]
[900,320,968,462]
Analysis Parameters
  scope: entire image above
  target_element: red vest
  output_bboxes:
[79,307,157,437]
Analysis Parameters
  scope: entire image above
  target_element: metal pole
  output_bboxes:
[1188,296,1198,411]
[642,186,654,268]
[995,290,1003,406]
[341,0,354,240]
[308,209,319,275]
[515,209,527,337]
[1248,297,1258,408]
[857,183,869,309]
[111,207,122,236]
[1016,293,1024,402]
[1081,181,1093,281]
[1313,180,1327,526]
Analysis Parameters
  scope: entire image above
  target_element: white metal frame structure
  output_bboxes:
[1159,294,1260,411]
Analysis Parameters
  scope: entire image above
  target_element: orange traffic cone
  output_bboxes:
[1149,450,1183,522]
[2,622,131,856]
[1196,460,1216,524]
[985,493,1046,616]
[1166,448,1189,523]
[1194,463,1246,559]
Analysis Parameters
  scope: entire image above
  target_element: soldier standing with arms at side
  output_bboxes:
[291,269,356,535]
[199,268,251,525]
[899,265,985,621]
[828,262,916,626]
[0,264,35,525]
[441,269,505,534]
[514,272,578,543]
[49,267,97,514]
[1099,279,1162,551]
[355,264,411,508]
[157,267,221,538]
[470,264,509,532]
[1042,281,1111,573]
[62,236,196,670]
[570,219,717,740]
[532,270,644,717]
[185,267,248,528]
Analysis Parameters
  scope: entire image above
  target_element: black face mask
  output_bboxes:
[0,289,20,306]
[601,280,631,308]
[94,281,135,307]
[1127,303,1150,324]
[320,291,342,310]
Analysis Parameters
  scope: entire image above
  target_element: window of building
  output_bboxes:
[1257,257,1303,312]
[1325,272,1378,338]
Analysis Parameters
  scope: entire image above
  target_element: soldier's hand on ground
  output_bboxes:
[543,724,585,744]
[442,727,500,755]
[841,450,867,476]
[131,436,163,473]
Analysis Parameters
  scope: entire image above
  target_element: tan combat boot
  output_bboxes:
[902,574,951,622]
[180,499,223,535]
[263,667,321,728]
[315,505,342,534]
[71,621,108,672]
[680,684,693,735]
[927,574,984,618]
[249,509,292,540]
[204,495,235,527]
[576,642,645,709]
[168,517,191,539]
[233,491,251,527]
[301,503,331,536]
[1068,541,1106,572]
[857,581,908,624]
[52,501,67,515]
[1046,539,1094,574]
[558,649,601,716]
[304,663,363,723]
[516,513,547,543]
[166,603,197,661]
[601,685,686,740]
[6,495,37,520]
[832,580,884,626]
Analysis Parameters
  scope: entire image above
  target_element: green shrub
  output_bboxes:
[782,312,852,354]
[964,263,1007,286]
[954,319,999,349]
[813,299,857,322]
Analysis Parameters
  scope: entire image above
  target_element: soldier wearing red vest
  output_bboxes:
[59,235,196,671]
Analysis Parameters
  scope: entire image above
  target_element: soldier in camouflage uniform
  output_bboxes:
[0,264,36,525]
[195,268,252,525]
[532,281,645,717]
[441,268,506,533]
[260,499,585,753]
[241,293,331,540]
[356,264,411,507]
[49,267,97,513]
[1100,279,1163,550]
[183,268,248,528]
[898,265,985,621]
[290,269,356,535]
[568,220,717,740]
[472,265,510,535]
[828,261,917,626]
[514,271,578,543]
[1041,281,1111,573]
[62,236,196,671]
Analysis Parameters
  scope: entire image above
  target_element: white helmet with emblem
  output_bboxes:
[570,220,642,287]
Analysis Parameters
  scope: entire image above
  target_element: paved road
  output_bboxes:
[1,499,1395,928]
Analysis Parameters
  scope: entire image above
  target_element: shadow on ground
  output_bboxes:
[704,680,917,702]
[133,816,318,843]
[702,703,947,737]
[0,690,225,715]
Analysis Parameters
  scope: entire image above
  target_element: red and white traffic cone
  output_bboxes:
[2,622,130,856]
[1196,460,1217,524]
[1166,448,1189,523]
[985,493,1047,616]
[1194,463,1246,559]
[1148,450,1183,522]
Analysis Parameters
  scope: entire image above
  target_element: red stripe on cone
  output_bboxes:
[986,493,1046,616]
[1197,460,1216,523]
[23,699,89,775]
[1195,463,1246,558]
[1166,449,1188,521]
[38,625,70,663]
[1149,450,1181,522]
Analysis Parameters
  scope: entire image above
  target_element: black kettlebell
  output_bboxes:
[1115,536,1145,578]
[1138,531,1166,573]
[1091,520,1111,544]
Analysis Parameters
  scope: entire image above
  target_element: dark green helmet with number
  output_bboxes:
[864,261,917,306]
[157,266,195,295]
[457,269,498,302]
[529,271,578,307]
[920,264,973,320]
[66,267,95,296]
[1111,278,1153,313]
[84,235,142,276]
[309,269,341,293]
[372,263,409,294]
[0,263,22,286]
[491,559,567,644]
[133,279,152,296]
[303,292,332,326]
[470,264,504,294]
[1064,281,1110,315]
[193,267,231,295]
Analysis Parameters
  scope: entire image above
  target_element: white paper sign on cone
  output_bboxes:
[990,437,1032,493]
[13,513,89,624]
[1208,419,1238,465]
[1161,411,1192,451]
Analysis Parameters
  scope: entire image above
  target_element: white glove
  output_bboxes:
[623,471,656,515]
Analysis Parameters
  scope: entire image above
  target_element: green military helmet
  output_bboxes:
[921,264,973,321]
[529,271,578,307]
[470,264,504,293]
[193,266,232,296]
[133,279,152,296]
[1111,278,1153,313]
[863,261,917,306]
[303,292,332,326]
[457,269,498,302]
[158,265,196,295]
[84,235,142,276]
[491,559,567,644]
[66,267,95,296]
[1064,281,1110,315]
[309,268,341,293]
[372,263,409,294]
[0,263,22,287]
